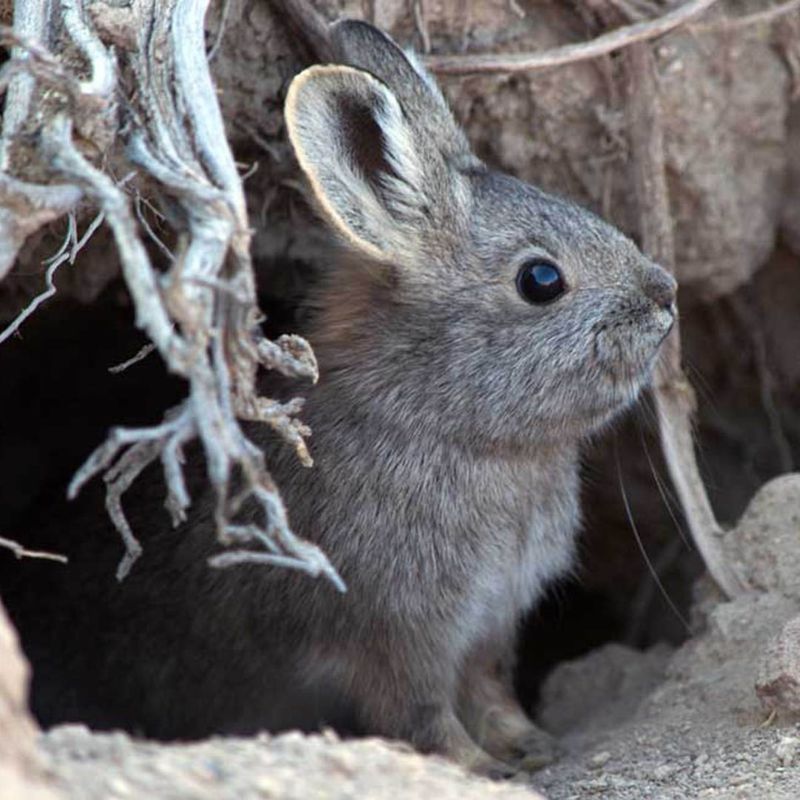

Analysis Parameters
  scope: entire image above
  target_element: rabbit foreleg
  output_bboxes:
[458,634,557,770]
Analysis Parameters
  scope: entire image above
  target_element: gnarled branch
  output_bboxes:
[0,0,339,590]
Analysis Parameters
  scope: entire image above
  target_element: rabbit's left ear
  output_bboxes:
[285,65,470,263]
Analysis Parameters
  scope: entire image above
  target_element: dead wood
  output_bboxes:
[0,0,340,589]
[622,39,743,598]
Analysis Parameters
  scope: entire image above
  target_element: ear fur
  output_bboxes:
[329,20,475,167]
[285,64,469,262]
[286,65,422,259]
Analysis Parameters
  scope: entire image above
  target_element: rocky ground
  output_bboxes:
[3,474,792,800]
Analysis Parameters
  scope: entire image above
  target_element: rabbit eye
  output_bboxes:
[516,260,565,304]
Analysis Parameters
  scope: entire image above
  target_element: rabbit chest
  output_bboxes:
[460,452,582,645]
[296,421,583,654]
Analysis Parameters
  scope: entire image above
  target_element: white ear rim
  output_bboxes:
[285,64,421,262]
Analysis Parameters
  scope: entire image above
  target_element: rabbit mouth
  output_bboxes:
[657,327,672,346]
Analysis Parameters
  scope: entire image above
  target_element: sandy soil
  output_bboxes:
[35,632,798,800]
[32,475,800,800]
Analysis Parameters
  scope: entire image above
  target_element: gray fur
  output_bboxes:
[10,20,676,777]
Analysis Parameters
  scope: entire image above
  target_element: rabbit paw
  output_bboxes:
[492,724,559,772]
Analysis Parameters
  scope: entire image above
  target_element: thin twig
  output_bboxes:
[0,174,82,281]
[413,0,431,54]
[108,342,157,374]
[0,249,65,345]
[60,0,116,99]
[44,116,187,371]
[134,193,175,262]
[0,535,67,563]
[425,0,721,75]
[207,0,232,61]
[508,0,526,20]
[623,40,742,598]
[0,210,104,345]
[209,550,329,575]
[269,0,333,61]
[68,404,195,578]
[45,213,78,267]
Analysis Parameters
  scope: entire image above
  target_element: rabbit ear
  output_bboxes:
[328,20,474,167]
[285,64,470,261]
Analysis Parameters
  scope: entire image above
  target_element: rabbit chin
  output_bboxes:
[577,348,662,433]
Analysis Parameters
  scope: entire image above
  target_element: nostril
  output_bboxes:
[644,266,677,312]
[659,297,677,319]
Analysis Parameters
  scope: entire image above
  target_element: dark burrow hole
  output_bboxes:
[1,243,799,738]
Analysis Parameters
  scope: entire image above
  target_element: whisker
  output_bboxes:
[683,359,717,409]
[634,391,660,434]
[635,418,692,549]
[615,442,691,636]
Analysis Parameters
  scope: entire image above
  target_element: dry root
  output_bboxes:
[0,1,341,590]
[621,22,742,598]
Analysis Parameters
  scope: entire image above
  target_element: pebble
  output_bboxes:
[589,751,612,768]
[652,763,678,781]
[254,774,284,797]
[106,776,131,797]
[775,736,799,767]
[575,776,611,794]
[324,748,358,776]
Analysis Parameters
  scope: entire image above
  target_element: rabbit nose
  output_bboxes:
[643,264,677,314]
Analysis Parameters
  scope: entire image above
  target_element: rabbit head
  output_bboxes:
[284,21,676,449]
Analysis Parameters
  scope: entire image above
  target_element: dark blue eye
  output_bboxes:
[516,260,565,304]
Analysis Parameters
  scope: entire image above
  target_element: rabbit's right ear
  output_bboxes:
[329,20,474,167]
[285,65,470,263]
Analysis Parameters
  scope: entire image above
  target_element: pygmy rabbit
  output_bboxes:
[10,19,676,778]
